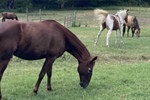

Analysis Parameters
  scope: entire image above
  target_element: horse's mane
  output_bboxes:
[116,10,125,15]
[133,16,140,29]
[61,25,91,61]
[65,27,90,60]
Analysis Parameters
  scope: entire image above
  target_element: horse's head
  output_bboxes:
[78,56,97,88]
[135,28,141,37]
[116,9,129,21]
[133,16,140,37]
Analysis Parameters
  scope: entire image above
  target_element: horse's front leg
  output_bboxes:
[123,24,126,36]
[33,58,55,94]
[132,28,135,37]
[95,24,105,46]
[120,25,124,44]
[0,59,11,99]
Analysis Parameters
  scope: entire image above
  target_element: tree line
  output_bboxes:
[0,0,149,12]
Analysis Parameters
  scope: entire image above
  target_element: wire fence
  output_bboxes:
[17,7,150,28]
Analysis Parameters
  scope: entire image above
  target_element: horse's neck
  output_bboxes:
[134,19,140,29]
[118,15,125,24]
[66,31,91,63]
[116,13,126,24]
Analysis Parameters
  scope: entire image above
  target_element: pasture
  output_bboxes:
[1,7,150,100]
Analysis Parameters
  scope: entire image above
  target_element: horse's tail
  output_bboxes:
[94,9,108,24]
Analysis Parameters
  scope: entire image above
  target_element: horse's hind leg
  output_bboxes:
[2,17,5,22]
[0,59,11,99]
[15,16,18,20]
[127,26,130,37]
[46,62,54,91]
[33,58,55,94]
[95,23,106,46]
[114,30,118,44]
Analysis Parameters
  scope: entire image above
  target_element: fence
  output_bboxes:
[26,8,76,27]
[25,8,149,28]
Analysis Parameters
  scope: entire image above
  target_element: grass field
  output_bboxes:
[1,7,150,100]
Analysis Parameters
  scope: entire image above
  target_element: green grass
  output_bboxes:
[1,7,150,100]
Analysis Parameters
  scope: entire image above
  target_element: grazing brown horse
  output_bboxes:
[0,20,97,99]
[123,15,140,37]
[1,12,18,22]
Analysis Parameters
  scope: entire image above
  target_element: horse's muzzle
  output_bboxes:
[79,82,88,89]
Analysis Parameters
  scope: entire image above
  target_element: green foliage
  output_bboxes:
[0,0,150,11]
[0,0,5,8]
[16,0,32,12]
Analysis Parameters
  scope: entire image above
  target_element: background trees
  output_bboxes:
[0,0,149,12]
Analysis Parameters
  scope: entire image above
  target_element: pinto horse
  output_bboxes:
[0,20,97,99]
[94,9,128,47]
[1,12,18,22]
[123,15,140,37]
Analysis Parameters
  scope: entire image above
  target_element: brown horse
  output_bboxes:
[1,12,18,22]
[123,15,140,37]
[0,20,97,99]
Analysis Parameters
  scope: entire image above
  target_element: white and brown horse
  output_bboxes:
[123,15,140,37]
[94,9,128,47]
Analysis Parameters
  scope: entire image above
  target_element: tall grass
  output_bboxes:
[1,7,150,100]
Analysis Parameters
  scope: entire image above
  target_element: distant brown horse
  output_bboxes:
[0,20,97,99]
[1,12,18,22]
[123,15,140,37]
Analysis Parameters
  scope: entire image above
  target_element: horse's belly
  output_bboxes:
[13,50,46,60]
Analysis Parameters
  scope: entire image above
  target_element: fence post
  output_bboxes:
[73,11,76,25]
[26,8,28,21]
[64,16,66,27]
[39,9,41,21]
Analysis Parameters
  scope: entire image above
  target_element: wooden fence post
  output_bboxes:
[64,16,66,26]
[73,11,76,25]
[39,9,41,21]
[26,8,28,21]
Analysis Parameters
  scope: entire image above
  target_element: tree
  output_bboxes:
[57,0,68,9]
[6,0,15,9]
[15,0,32,12]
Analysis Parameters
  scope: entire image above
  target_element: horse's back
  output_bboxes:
[14,20,66,60]
[125,15,134,26]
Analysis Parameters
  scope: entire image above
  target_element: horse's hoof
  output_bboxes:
[33,89,38,95]
[47,87,53,91]
[94,43,97,46]
[106,45,109,47]
[121,41,124,44]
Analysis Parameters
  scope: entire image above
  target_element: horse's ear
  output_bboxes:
[135,16,136,18]
[90,56,98,63]
[126,9,129,12]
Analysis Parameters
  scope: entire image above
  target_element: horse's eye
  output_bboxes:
[88,68,92,74]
